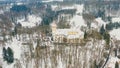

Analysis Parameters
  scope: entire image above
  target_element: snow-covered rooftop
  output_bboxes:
[75,4,84,14]
[54,28,84,39]
[51,4,84,14]
[95,17,107,28]
[70,15,86,29]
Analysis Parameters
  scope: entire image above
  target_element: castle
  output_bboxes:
[51,22,84,43]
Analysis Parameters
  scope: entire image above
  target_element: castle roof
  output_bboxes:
[50,22,57,27]
[53,28,84,39]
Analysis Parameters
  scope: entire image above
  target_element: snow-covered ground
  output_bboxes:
[69,4,106,29]
[52,4,90,30]
[67,4,86,29]
[0,37,22,68]
[17,15,42,28]
[0,47,2,58]
[1,2,120,68]
[110,28,120,40]
[106,57,120,68]
[95,17,107,26]
[5,37,22,60]
[0,10,4,14]
[95,17,107,28]
[59,4,107,30]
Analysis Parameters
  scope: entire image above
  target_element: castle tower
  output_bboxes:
[50,22,57,34]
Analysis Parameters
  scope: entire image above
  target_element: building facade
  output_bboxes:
[51,22,84,43]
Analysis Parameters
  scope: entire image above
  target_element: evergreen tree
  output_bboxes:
[3,47,14,63]
[107,16,112,22]
[12,26,17,36]
[3,47,7,61]
[103,32,110,45]
[14,26,17,35]
[7,47,14,63]
[84,31,87,39]
[105,22,113,30]
[100,25,105,35]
